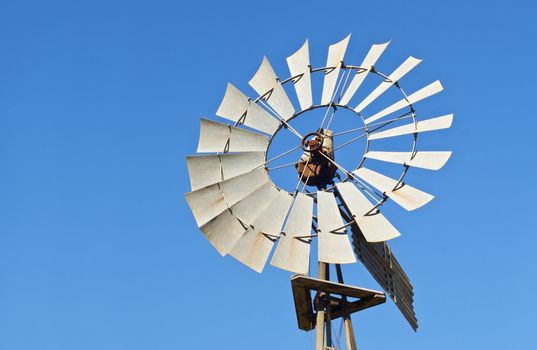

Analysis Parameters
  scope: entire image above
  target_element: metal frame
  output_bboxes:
[186,40,450,346]
[255,63,418,212]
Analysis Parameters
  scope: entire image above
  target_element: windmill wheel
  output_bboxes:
[185,35,452,331]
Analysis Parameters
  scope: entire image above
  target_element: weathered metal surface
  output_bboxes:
[186,155,222,191]
[365,80,444,124]
[230,182,280,226]
[271,193,313,274]
[321,35,351,105]
[229,191,293,272]
[217,168,269,206]
[219,152,266,179]
[336,182,400,242]
[365,151,452,170]
[354,56,422,113]
[287,40,313,111]
[290,274,386,331]
[296,130,337,188]
[249,56,295,120]
[216,83,280,135]
[368,114,453,140]
[350,224,418,331]
[339,41,390,105]
[317,191,356,264]
[200,209,248,256]
[197,118,268,153]
[185,183,228,227]
[354,167,434,211]
[185,169,269,227]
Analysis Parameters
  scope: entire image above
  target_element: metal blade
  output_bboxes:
[185,183,227,227]
[249,57,295,120]
[364,81,443,124]
[365,151,452,170]
[220,152,266,179]
[339,41,390,105]
[197,118,230,153]
[353,167,434,211]
[230,191,293,273]
[216,83,280,135]
[185,169,269,227]
[229,125,269,152]
[219,152,265,180]
[186,152,265,191]
[354,56,422,113]
[218,168,270,206]
[351,228,418,330]
[271,193,313,274]
[197,119,269,153]
[186,155,222,191]
[336,182,400,242]
[230,182,280,226]
[287,40,313,111]
[200,209,248,256]
[317,190,356,264]
[368,114,453,140]
[321,34,351,105]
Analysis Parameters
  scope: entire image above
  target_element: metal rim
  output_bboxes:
[260,64,417,210]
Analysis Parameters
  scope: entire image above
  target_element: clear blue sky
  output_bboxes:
[1,1,536,349]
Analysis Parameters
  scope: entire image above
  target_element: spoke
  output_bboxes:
[325,68,352,130]
[261,144,301,168]
[258,99,303,139]
[279,156,312,234]
[333,132,368,152]
[319,68,347,131]
[317,151,383,201]
[267,161,297,172]
[332,112,414,137]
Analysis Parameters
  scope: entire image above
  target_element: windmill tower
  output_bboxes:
[185,35,452,349]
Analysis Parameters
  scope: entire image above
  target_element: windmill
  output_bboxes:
[185,34,452,349]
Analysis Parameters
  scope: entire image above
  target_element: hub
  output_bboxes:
[295,129,337,189]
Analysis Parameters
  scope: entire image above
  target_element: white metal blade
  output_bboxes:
[271,193,313,274]
[353,167,434,211]
[287,40,312,111]
[202,184,280,256]
[197,119,230,153]
[339,41,390,105]
[197,119,269,153]
[200,210,248,256]
[230,183,280,226]
[336,182,400,242]
[354,57,422,113]
[230,191,293,273]
[186,152,265,191]
[365,81,443,124]
[365,151,452,170]
[185,169,269,227]
[185,183,227,227]
[321,34,351,105]
[228,125,269,152]
[219,152,266,179]
[216,83,280,135]
[317,190,356,264]
[186,155,222,191]
[368,114,453,140]
[218,168,270,206]
[249,57,295,121]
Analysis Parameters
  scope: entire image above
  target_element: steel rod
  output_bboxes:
[336,264,358,350]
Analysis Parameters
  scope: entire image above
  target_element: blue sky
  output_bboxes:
[1,0,536,349]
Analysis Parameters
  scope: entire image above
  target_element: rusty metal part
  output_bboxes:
[296,129,337,188]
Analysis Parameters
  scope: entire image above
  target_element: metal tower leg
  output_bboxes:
[337,264,358,350]
[315,262,328,350]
